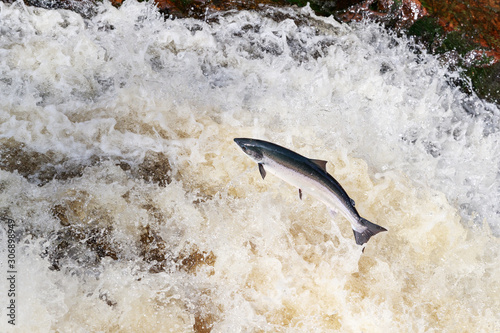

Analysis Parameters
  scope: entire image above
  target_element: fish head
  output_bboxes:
[234,138,264,163]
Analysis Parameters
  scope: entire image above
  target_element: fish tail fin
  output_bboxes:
[353,218,387,245]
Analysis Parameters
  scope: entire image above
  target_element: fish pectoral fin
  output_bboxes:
[310,159,328,172]
[258,163,266,179]
[299,189,302,200]
[328,209,337,218]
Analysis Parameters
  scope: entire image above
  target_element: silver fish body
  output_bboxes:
[234,138,387,245]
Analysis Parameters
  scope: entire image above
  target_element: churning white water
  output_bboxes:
[0,0,499,331]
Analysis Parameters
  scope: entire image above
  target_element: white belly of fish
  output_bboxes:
[261,157,362,231]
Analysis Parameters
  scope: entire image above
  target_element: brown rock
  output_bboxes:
[424,0,500,60]
[339,0,428,29]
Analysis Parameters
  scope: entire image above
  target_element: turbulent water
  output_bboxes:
[0,1,499,331]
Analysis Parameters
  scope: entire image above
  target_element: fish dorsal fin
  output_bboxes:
[350,198,355,206]
[310,159,328,172]
[258,163,266,179]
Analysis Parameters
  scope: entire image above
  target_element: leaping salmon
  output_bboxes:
[234,138,387,246]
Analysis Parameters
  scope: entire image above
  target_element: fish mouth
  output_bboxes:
[234,138,251,148]
[234,138,263,161]
[234,138,248,154]
[234,138,254,152]
[234,138,252,154]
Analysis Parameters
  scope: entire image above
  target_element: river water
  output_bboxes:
[0,1,499,331]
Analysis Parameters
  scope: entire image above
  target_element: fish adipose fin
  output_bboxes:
[353,218,387,245]
[258,163,266,179]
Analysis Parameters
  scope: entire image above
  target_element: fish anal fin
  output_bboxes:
[258,163,266,179]
[310,159,328,172]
